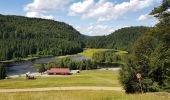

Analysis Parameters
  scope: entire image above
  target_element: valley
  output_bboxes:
[0,0,170,100]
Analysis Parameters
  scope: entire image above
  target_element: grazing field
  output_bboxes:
[0,70,121,89]
[78,48,111,57]
[0,90,169,100]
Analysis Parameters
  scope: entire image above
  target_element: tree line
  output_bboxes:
[37,58,97,73]
[92,50,126,64]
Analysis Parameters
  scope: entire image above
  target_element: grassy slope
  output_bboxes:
[0,70,120,89]
[0,91,169,100]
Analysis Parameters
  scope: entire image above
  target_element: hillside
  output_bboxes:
[0,14,85,60]
[86,26,149,52]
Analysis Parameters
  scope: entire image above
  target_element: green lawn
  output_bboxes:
[0,70,121,89]
[0,91,169,100]
[78,48,112,57]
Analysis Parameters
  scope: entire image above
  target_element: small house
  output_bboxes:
[47,68,71,75]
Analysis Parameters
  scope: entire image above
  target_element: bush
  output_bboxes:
[0,64,6,79]
[38,64,46,73]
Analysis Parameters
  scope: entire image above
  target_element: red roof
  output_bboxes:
[47,68,70,74]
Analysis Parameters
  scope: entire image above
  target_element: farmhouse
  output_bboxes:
[47,68,71,75]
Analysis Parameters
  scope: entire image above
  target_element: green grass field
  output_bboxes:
[78,48,111,57]
[1,68,169,100]
[0,91,169,100]
[0,70,120,89]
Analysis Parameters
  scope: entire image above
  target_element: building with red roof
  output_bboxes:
[47,68,71,75]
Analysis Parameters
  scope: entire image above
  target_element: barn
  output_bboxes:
[47,68,71,75]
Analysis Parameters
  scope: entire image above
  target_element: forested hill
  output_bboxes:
[0,14,85,60]
[86,26,149,52]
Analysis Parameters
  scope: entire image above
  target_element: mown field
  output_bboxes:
[0,70,120,89]
[0,90,169,100]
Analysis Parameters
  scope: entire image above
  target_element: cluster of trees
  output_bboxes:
[120,0,170,93]
[92,50,125,64]
[86,26,149,52]
[0,15,85,60]
[46,58,97,70]
[0,64,6,79]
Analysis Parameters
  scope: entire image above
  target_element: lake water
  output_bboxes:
[6,56,90,76]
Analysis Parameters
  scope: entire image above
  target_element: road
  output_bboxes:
[0,86,124,93]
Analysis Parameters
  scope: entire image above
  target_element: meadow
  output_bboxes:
[0,90,169,100]
[0,70,120,89]
[78,48,111,57]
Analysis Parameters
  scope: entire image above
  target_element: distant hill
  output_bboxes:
[83,35,92,39]
[0,14,85,60]
[86,26,149,52]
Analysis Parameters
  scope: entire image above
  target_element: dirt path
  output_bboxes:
[0,87,124,93]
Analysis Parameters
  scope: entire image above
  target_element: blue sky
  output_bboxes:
[0,0,161,36]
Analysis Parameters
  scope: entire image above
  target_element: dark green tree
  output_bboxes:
[38,64,46,73]
[0,64,6,79]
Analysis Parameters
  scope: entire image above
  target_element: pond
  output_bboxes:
[6,56,90,76]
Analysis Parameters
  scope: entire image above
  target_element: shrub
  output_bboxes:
[38,64,46,73]
[0,64,6,79]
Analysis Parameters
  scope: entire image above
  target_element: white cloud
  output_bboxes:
[75,23,119,36]
[25,0,70,12]
[24,0,70,19]
[138,14,153,21]
[69,0,160,21]
[69,0,94,16]
[26,11,54,19]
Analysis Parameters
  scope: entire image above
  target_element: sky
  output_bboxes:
[0,0,162,36]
